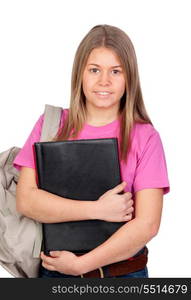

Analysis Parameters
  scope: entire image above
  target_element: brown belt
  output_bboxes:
[77,247,148,278]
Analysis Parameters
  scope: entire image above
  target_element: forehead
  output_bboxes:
[86,47,122,67]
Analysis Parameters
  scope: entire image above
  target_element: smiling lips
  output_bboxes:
[94,91,113,97]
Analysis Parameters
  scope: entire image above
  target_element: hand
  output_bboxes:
[95,182,134,222]
[41,251,81,276]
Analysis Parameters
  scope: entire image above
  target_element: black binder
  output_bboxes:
[34,138,125,255]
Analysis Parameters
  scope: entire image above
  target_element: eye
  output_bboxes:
[89,68,100,73]
[112,69,121,75]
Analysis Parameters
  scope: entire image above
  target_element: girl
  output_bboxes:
[14,24,170,278]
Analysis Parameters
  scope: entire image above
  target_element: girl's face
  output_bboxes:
[82,47,126,112]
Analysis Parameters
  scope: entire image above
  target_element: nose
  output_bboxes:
[98,71,111,86]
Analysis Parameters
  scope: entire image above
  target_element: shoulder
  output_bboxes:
[132,122,158,138]
[40,107,69,129]
[131,122,160,153]
[29,113,44,137]
[59,108,69,128]
[62,108,69,118]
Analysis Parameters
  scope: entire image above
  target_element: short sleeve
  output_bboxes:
[13,114,44,170]
[133,131,170,194]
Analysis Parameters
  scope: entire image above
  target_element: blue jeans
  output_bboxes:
[39,265,148,278]
[115,267,148,278]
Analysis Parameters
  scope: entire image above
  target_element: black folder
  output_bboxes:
[34,138,125,255]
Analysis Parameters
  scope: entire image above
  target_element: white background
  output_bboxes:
[0,0,191,278]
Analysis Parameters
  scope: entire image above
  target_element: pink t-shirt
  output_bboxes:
[13,108,170,195]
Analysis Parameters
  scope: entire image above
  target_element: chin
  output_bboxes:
[91,100,118,109]
[98,104,119,110]
[93,104,114,109]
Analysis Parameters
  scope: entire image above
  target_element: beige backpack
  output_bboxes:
[0,104,62,277]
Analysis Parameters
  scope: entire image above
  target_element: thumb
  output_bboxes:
[111,181,127,194]
[50,251,61,257]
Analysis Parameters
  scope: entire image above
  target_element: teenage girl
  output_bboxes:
[14,24,170,278]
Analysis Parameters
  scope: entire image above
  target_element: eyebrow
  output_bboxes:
[88,63,122,68]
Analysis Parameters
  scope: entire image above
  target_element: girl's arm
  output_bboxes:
[16,166,133,223]
[41,188,163,275]
[75,188,163,275]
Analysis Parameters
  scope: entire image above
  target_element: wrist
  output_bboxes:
[86,200,100,220]
[73,256,88,276]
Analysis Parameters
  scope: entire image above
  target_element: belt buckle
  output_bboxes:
[80,267,104,278]
[98,267,104,278]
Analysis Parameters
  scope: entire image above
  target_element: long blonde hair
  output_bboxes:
[55,24,152,163]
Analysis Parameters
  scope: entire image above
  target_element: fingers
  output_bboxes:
[49,251,61,257]
[41,251,58,263]
[124,191,133,200]
[108,181,127,195]
[41,252,53,263]
[41,251,57,271]
[125,201,134,210]
[126,206,134,215]
[122,203,134,219]
[42,261,56,271]
[123,195,134,221]
[123,213,133,222]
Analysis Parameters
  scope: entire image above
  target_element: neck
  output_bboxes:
[85,105,120,126]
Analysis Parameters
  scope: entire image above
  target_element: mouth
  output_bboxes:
[94,91,113,96]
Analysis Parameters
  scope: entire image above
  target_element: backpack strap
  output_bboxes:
[40,104,63,142]
[33,104,63,258]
